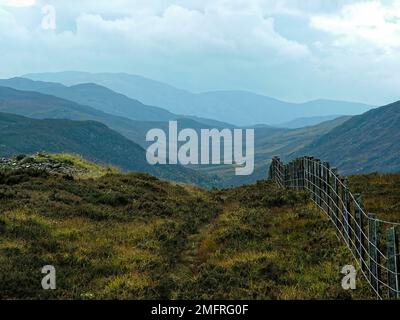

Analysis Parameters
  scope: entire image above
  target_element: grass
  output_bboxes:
[349,173,400,223]
[0,159,383,300]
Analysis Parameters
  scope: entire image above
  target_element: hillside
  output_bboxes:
[276,115,343,129]
[0,113,219,187]
[197,116,352,187]
[0,85,151,145]
[0,77,177,122]
[0,163,373,299]
[294,101,400,175]
[0,86,354,187]
[25,72,373,126]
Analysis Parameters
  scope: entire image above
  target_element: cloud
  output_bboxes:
[71,4,309,59]
[0,0,399,105]
[0,0,35,7]
[311,1,400,50]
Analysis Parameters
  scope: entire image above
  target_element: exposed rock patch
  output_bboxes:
[0,154,86,176]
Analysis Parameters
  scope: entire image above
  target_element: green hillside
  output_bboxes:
[0,113,219,188]
[294,101,400,175]
[0,85,149,145]
[0,160,373,299]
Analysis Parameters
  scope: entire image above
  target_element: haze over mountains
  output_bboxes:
[0,72,398,186]
[25,72,373,126]
[0,77,232,128]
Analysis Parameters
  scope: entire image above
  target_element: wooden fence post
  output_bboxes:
[307,157,312,192]
[331,168,339,231]
[354,194,366,271]
[387,227,399,298]
[368,213,381,296]
[302,157,306,190]
[318,160,322,207]
[314,159,320,205]
[323,161,330,214]
[311,160,315,200]
[342,178,351,245]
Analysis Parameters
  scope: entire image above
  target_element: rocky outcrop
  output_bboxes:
[0,155,85,176]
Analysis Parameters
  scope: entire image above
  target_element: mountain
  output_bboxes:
[276,115,344,129]
[195,116,352,187]
[0,77,235,128]
[0,85,353,187]
[0,85,153,145]
[293,101,400,174]
[0,85,232,150]
[0,77,176,122]
[0,112,219,187]
[25,71,373,126]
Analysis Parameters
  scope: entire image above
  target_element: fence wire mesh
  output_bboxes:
[269,156,400,299]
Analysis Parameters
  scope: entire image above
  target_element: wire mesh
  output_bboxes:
[268,156,400,299]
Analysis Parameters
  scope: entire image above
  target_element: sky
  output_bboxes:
[0,0,400,105]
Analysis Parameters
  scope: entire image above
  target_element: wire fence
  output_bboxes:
[268,156,400,299]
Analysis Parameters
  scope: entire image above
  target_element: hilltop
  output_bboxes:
[0,158,373,299]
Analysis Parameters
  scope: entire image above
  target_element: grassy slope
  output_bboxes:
[0,160,375,299]
[349,173,400,223]
[294,101,400,175]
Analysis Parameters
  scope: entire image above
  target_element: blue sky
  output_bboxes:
[0,0,400,105]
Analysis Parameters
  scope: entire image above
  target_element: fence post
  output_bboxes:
[354,194,366,271]
[313,159,320,205]
[342,178,351,245]
[319,161,323,208]
[368,213,381,296]
[282,159,286,188]
[387,227,399,298]
[302,157,306,190]
[322,161,330,214]
[307,157,312,191]
[331,168,339,231]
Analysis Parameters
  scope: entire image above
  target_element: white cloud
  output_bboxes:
[66,2,309,59]
[311,1,400,50]
[0,0,35,7]
[0,0,399,105]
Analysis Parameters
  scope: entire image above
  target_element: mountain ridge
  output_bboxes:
[293,100,400,174]
[25,71,373,126]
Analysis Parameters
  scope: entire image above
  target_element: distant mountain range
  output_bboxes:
[25,71,373,126]
[1,72,398,186]
[0,112,219,187]
[0,77,234,128]
[293,100,400,175]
